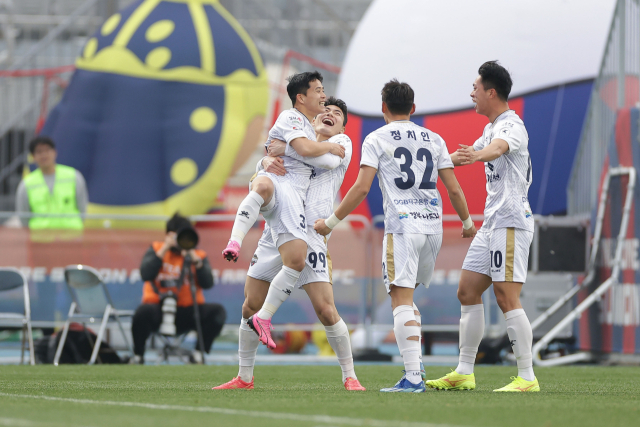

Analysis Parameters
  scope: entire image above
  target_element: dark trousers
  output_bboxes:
[132,303,226,356]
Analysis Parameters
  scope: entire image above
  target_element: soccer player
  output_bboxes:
[214,98,365,391]
[315,80,476,392]
[426,61,539,392]
[221,71,345,349]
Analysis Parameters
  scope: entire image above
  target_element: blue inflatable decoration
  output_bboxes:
[41,0,268,219]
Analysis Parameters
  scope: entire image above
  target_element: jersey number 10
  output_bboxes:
[394,147,436,190]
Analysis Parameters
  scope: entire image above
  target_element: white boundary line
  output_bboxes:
[0,392,463,427]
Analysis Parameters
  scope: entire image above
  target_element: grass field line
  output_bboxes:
[0,392,463,427]
[0,418,38,427]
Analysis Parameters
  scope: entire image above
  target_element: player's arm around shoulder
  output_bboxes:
[438,168,476,238]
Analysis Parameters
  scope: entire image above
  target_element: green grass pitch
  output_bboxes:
[0,365,637,427]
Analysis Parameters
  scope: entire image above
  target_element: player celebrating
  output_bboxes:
[214,98,365,391]
[221,71,344,349]
[426,61,539,392]
[315,80,475,392]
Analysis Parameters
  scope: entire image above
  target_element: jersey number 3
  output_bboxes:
[394,147,436,190]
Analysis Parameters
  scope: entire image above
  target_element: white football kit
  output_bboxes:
[257,108,316,246]
[360,120,453,293]
[461,110,534,283]
[248,134,353,287]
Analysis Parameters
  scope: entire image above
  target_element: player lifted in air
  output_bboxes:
[214,97,364,391]
[221,71,344,343]
[426,61,539,392]
[315,80,475,392]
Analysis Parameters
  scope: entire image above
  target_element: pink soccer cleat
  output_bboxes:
[344,377,366,391]
[212,376,254,390]
[222,240,241,262]
[248,315,276,349]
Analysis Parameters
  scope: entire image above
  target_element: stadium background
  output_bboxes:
[0,0,638,363]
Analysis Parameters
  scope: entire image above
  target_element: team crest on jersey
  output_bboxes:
[525,210,532,218]
[399,212,409,219]
[251,254,258,266]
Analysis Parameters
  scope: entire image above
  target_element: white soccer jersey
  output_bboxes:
[300,134,352,226]
[472,110,534,232]
[266,108,317,198]
[360,121,453,234]
[257,134,352,231]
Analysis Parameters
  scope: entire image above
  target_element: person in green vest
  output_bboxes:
[15,136,88,229]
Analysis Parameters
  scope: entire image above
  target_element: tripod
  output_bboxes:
[182,252,206,364]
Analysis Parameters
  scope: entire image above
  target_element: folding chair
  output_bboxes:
[0,268,35,365]
[152,332,192,364]
[54,265,134,365]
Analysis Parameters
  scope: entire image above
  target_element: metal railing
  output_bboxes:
[534,166,636,366]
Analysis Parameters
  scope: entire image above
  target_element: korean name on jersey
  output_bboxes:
[360,121,453,234]
[473,110,534,232]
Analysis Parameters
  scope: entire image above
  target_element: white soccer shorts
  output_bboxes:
[382,233,443,293]
[462,227,533,283]
[257,171,307,246]
[247,227,331,287]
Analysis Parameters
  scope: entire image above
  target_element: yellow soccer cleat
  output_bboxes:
[425,370,476,391]
[493,376,540,392]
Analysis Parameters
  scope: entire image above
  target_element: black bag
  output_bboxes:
[35,323,123,364]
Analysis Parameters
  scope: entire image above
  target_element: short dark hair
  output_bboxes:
[324,96,348,127]
[166,212,191,233]
[381,79,414,115]
[478,61,512,101]
[29,136,55,154]
[286,71,323,107]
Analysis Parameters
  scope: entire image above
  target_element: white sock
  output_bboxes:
[325,319,356,382]
[412,303,423,367]
[456,304,484,375]
[393,305,422,384]
[238,318,259,382]
[230,191,264,245]
[256,266,300,320]
[505,308,535,381]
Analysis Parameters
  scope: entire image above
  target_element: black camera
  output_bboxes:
[176,225,199,250]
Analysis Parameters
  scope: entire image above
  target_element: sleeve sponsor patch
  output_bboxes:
[287,114,304,127]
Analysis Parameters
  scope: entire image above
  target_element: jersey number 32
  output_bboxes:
[394,147,436,190]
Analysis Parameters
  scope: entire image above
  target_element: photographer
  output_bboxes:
[131,213,226,364]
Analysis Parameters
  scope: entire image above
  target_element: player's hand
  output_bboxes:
[329,143,345,158]
[182,249,204,268]
[457,144,477,165]
[462,224,477,238]
[314,218,332,236]
[267,139,286,157]
[263,156,286,176]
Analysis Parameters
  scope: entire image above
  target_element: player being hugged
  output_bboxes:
[426,61,539,392]
[315,80,475,393]
[221,71,345,350]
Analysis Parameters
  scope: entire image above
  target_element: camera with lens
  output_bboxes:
[159,291,177,336]
[176,224,199,251]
